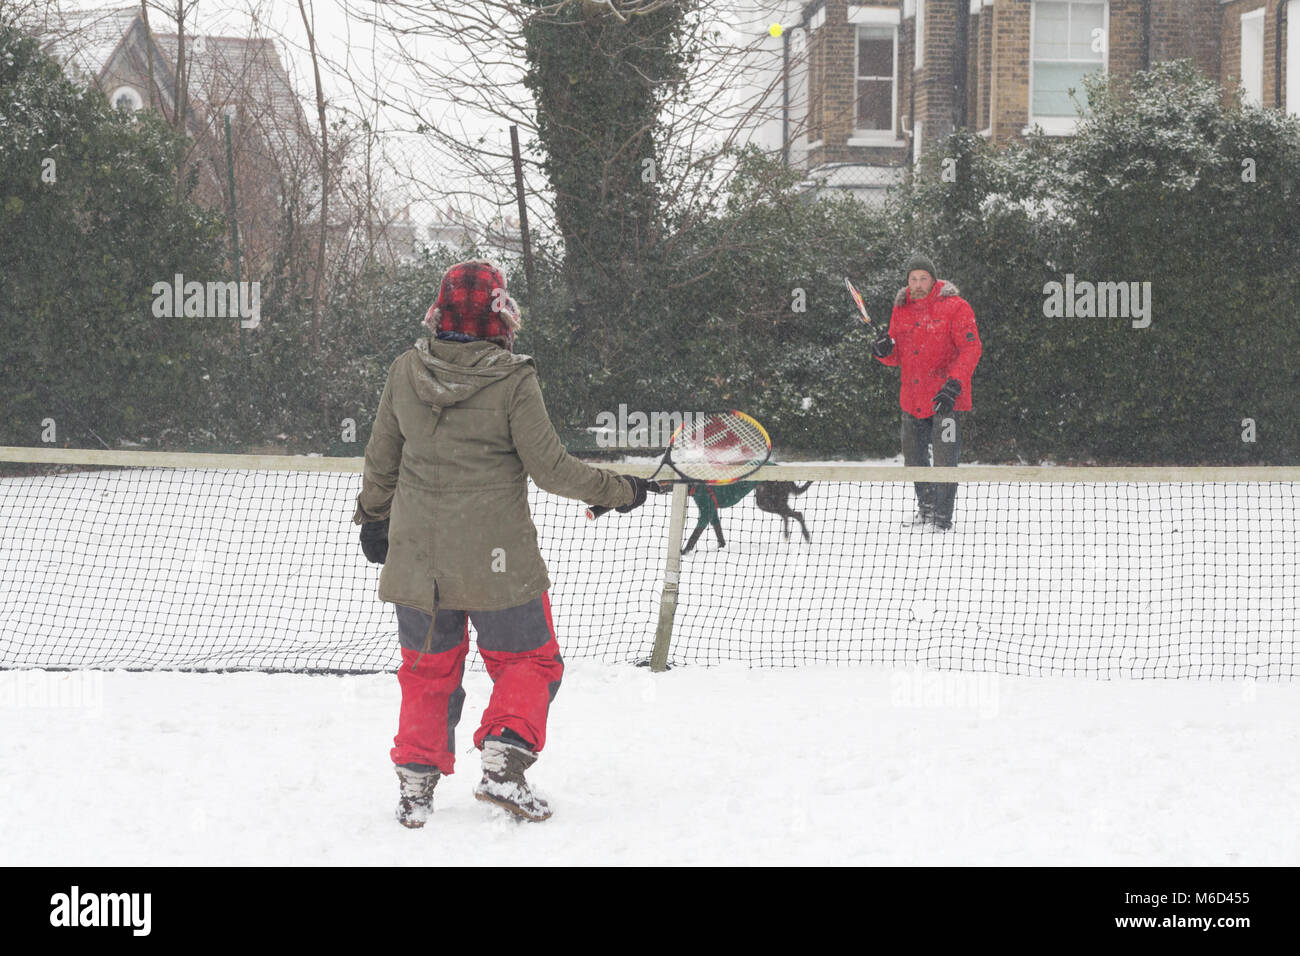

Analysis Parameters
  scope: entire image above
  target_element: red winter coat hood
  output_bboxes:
[875,279,982,418]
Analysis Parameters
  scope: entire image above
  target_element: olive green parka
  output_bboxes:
[354,337,633,613]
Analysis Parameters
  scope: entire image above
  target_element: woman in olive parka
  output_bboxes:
[354,260,652,824]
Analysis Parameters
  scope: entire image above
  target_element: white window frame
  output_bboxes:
[849,10,904,146]
[110,86,143,111]
[849,4,900,24]
[1288,1,1299,117]
[806,10,824,147]
[1241,8,1266,108]
[915,0,926,69]
[1028,0,1110,136]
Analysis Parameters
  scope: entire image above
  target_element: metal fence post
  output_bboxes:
[650,482,688,672]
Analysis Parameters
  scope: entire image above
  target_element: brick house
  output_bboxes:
[41,7,430,267]
[791,0,1298,185]
[42,6,311,184]
[41,7,325,276]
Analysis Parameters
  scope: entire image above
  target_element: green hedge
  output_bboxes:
[5,43,1296,465]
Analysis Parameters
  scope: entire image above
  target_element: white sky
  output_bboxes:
[51,0,805,232]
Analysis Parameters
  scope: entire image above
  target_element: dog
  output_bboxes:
[681,481,813,555]
[754,480,813,543]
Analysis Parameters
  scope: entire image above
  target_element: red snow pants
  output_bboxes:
[389,593,563,774]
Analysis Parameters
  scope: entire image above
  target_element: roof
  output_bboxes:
[39,5,139,82]
[41,9,308,150]
[152,31,302,127]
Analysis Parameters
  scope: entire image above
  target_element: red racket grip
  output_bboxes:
[586,504,613,520]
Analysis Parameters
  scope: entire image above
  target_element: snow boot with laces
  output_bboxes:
[473,735,552,822]
[394,763,440,828]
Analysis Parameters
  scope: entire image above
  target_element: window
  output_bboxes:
[1241,9,1265,108]
[856,25,897,133]
[110,86,143,111]
[1030,1,1107,132]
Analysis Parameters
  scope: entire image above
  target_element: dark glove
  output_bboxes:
[615,475,657,513]
[360,518,389,564]
[871,327,894,358]
[932,378,962,416]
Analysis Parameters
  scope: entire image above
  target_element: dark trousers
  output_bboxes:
[900,410,963,522]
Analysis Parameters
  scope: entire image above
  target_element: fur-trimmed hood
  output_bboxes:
[895,280,961,307]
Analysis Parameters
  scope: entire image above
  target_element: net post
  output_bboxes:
[650,482,689,672]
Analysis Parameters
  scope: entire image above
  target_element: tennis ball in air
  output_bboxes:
[769,23,784,38]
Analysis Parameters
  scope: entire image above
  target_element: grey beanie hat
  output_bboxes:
[905,253,937,279]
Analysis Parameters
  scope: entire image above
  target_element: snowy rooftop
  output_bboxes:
[39,5,139,83]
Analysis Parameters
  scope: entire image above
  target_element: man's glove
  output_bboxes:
[615,475,657,513]
[871,327,894,358]
[360,518,389,564]
[932,378,962,416]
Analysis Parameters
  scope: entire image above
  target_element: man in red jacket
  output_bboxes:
[871,254,982,530]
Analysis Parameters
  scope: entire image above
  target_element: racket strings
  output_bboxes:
[673,412,771,483]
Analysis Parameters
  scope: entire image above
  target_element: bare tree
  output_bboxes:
[0,0,60,31]
[323,0,809,258]
[296,0,329,358]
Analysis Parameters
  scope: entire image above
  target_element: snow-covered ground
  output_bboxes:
[2,464,1296,865]
[1,665,1296,865]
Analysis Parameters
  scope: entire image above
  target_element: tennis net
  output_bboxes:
[1,448,1295,678]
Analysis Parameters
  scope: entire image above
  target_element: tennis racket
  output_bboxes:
[844,276,874,326]
[586,410,773,520]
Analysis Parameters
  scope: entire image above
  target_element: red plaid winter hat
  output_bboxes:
[422,260,520,348]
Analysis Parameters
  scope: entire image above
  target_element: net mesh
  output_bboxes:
[669,480,1297,677]
[1,460,1296,677]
